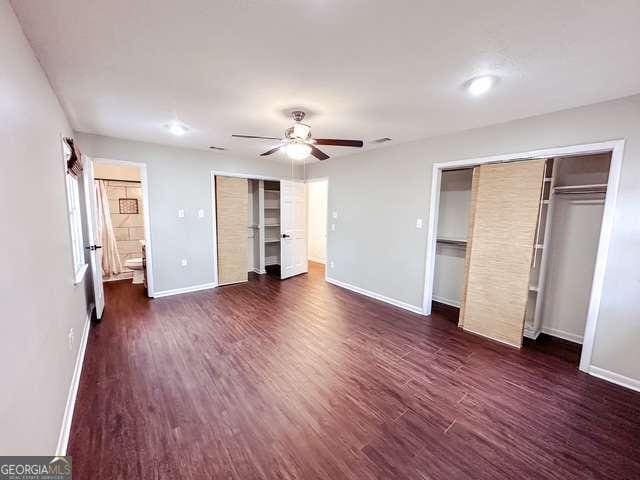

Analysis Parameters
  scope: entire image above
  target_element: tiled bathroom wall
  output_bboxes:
[104,180,145,265]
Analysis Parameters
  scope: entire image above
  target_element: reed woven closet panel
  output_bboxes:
[216,176,248,285]
[460,160,545,347]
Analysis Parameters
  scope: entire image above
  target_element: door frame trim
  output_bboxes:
[93,157,155,297]
[422,139,625,374]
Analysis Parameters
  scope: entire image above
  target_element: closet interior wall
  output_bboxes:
[432,169,473,311]
[247,179,261,273]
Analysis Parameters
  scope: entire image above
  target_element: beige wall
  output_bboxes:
[307,180,328,264]
[77,133,304,294]
[0,0,92,454]
[309,94,640,385]
[94,163,140,182]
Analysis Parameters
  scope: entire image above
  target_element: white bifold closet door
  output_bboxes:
[280,180,308,279]
[216,176,248,285]
[460,160,545,347]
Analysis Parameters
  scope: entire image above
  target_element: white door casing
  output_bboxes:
[281,180,308,279]
[82,158,105,319]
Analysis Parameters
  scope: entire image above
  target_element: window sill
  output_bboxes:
[73,263,89,285]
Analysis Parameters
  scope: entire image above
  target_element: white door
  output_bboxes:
[280,180,308,279]
[83,159,105,319]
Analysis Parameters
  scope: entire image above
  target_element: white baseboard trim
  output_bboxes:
[523,327,541,340]
[153,282,217,298]
[56,305,92,456]
[326,277,424,315]
[431,295,461,308]
[589,366,640,393]
[541,326,583,344]
[308,256,326,264]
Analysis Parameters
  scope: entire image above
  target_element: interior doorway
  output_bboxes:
[84,158,154,319]
[306,178,328,266]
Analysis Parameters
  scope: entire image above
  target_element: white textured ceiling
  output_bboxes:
[11,0,640,162]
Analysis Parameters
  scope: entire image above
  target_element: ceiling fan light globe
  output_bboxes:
[292,123,311,140]
[286,142,312,160]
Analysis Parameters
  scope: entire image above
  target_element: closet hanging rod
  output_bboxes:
[94,177,141,183]
[554,190,606,195]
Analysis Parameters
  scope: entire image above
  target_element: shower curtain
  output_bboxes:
[95,180,123,276]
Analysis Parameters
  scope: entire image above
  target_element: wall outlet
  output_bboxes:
[332,211,338,219]
[181,259,188,267]
[197,209,204,218]
[178,209,185,218]
[331,223,336,231]
[416,218,423,229]
[330,261,335,269]
[68,328,74,351]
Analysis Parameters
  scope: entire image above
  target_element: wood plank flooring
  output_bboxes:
[68,262,640,479]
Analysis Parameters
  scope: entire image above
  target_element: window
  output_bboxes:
[63,139,87,284]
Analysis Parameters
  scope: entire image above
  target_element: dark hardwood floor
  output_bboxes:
[69,262,640,479]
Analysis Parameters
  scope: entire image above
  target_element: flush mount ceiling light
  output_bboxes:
[467,75,497,96]
[167,122,188,136]
[285,142,312,160]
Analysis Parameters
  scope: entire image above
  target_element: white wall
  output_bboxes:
[77,133,304,294]
[309,94,640,385]
[307,180,328,264]
[0,0,92,454]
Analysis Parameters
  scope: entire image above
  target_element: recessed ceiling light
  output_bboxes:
[167,122,188,136]
[467,75,497,96]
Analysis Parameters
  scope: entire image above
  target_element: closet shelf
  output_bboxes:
[554,184,607,194]
[264,238,280,243]
[529,285,539,292]
[436,237,467,246]
[264,223,280,227]
[264,189,280,194]
[264,206,280,210]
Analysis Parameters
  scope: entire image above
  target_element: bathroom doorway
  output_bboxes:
[306,178,328,267]
[86,158,154,300]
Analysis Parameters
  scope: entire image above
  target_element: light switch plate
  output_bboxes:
[178,209,185,218]
[198,209,204,218]
[181,259,188,266]
[331,223,336,231]
[416,218,423,229]
[332,211,338,219]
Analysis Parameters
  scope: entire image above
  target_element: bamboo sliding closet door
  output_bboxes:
[216,176,248,285]
[460,160,545,347]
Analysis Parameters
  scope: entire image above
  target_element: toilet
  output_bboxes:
[125,257,145,284]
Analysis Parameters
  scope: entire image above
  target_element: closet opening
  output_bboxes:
[212,173,308,287]
[424,140,624,373]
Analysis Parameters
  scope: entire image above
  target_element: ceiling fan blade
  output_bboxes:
[313,138,363,148]
[233,134,282,140]
[310,145,330,161]
[260,145,285,156]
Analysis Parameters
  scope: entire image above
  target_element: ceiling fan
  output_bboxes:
[232,111,363,161]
